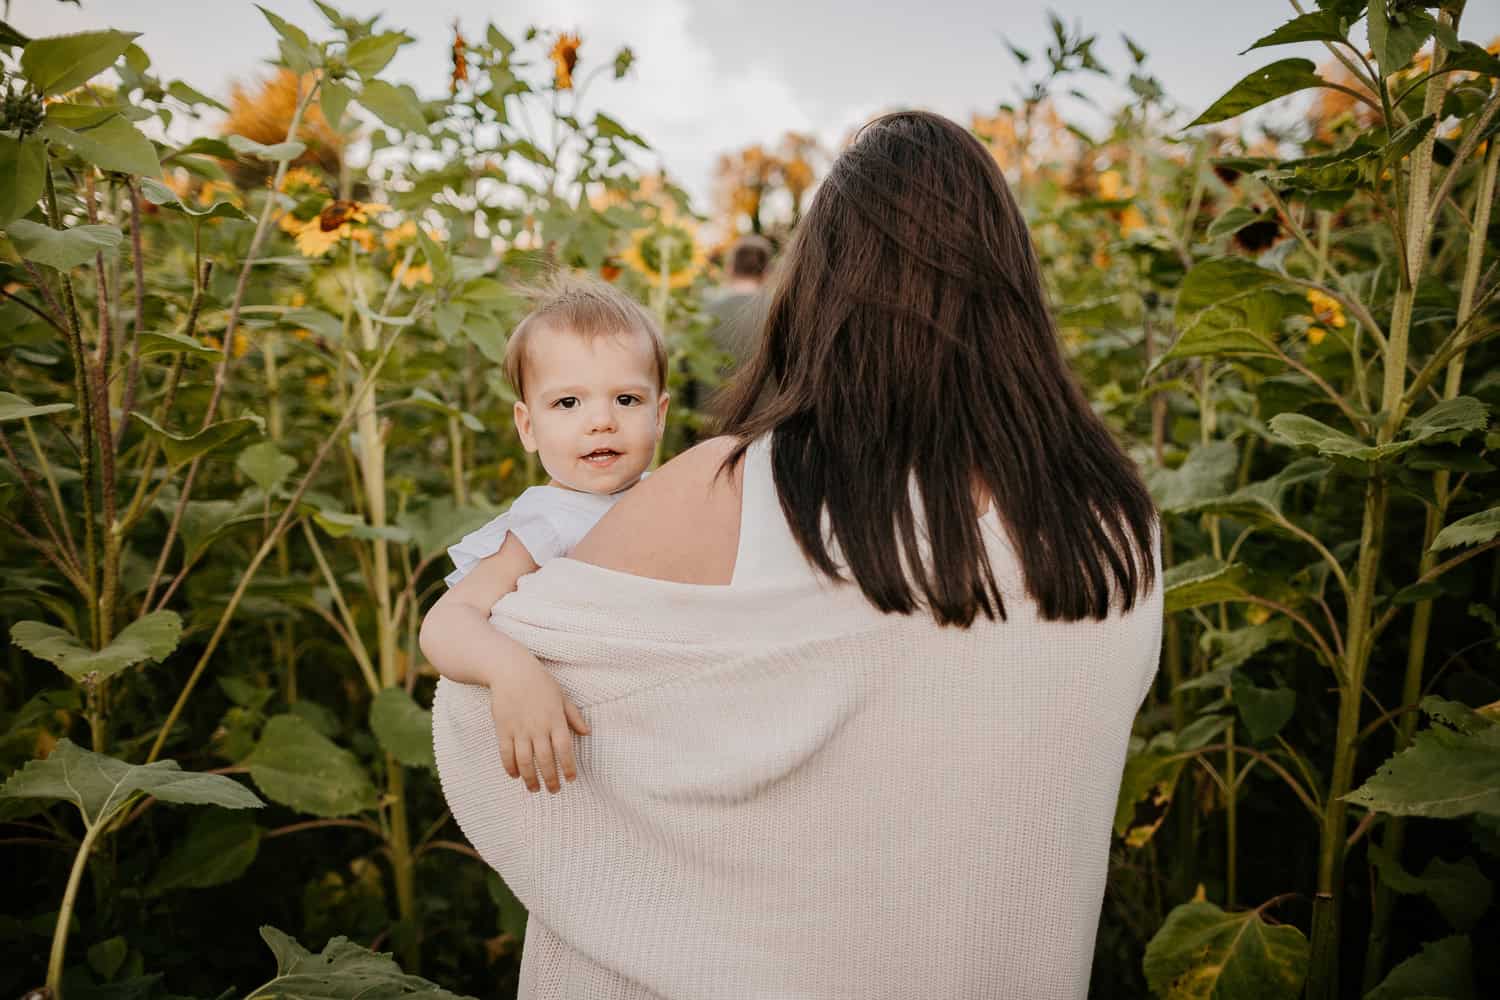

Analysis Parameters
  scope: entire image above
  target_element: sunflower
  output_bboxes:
[291,199,391,257]
[551,32,581,91]
[622,222,706,290]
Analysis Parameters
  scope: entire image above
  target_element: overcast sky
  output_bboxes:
[15,0,1500,211]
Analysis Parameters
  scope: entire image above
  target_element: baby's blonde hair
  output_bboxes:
[503,271,667,402]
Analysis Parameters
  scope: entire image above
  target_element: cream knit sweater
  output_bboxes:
[432,435,1162,999]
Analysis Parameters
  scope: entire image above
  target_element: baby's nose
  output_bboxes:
[587,402,616,430]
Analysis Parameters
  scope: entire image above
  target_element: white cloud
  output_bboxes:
[500,0,816,211]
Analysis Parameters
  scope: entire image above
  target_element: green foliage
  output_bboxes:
[1364,935,1475,1000]
[1345,699,1500,819]
[247,926,475,999]
[11,610,182,683]
[1143,900,1309,999]
[19,29,139,96]
[369,688,436,770]
[244,714,379,817]
[0,738,263,827]
[6,219,123,269]
[1186,59,1327,128]
[2,2,1496,997]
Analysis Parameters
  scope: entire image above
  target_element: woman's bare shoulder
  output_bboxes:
[569,435,744,585]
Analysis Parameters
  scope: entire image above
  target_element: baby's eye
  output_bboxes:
[616,394,642,406]
[552,396,578,409]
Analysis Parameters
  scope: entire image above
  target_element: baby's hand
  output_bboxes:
[487,654,591,793]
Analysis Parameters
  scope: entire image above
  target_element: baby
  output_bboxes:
[418,271,669,795]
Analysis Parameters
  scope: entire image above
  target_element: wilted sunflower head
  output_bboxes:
[551,32,581,90]
[1232,218,1282,254]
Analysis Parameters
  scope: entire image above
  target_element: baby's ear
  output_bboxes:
[655,391,670,433]
[514,400,538,453]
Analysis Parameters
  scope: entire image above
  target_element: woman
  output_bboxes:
[432,109,1161,999]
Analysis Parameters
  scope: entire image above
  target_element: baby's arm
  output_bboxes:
[419,533,590,793]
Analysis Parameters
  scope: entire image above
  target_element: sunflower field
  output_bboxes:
[1,2,1498,999]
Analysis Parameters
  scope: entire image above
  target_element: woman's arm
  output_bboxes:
[570,436,744,584]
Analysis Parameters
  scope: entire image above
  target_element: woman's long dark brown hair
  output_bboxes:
[715,110,1158,626]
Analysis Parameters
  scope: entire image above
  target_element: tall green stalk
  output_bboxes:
[1362,122,1497,992]
[1305,36,1451,998]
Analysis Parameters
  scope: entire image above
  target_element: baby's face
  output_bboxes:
[513,326,668,495]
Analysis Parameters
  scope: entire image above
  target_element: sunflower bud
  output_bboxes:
[2,80,45,139]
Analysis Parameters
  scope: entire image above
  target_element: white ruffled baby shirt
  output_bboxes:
[443,484,629,587]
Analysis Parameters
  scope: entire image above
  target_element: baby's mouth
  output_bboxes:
[582,448,621,466]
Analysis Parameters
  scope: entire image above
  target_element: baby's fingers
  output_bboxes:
[532,735,562,794]
[563,700,591,737]
[514,739,539,792]
[552,727,578,784]
[498,732,519,780]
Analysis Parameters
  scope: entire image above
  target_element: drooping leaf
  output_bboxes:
[1429,506,1500,554]
[357,80,427,134]
[369,688,436,770]
[5,219,123,270]
[0,738,262,828]
[20,29,139,96]
[38,116,161,177]
[251,926,474,999]
[0,135,46,226]
[244,714,379,818]
[148,808,261,893]
[1144,900,1309,999]
[138,177,249,220]
[11,610,183,682]
[130,412,265,469]
[1187,59,1327,128]
[1368,848,1492,931]
[1365,934,1475,1000]
[1345,699,1500,818]
[226,134,307,163]
[0,390,73,423]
